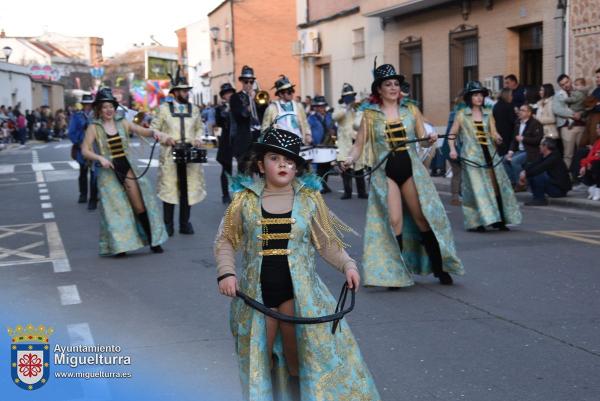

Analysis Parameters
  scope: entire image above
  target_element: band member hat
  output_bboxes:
[81,94,94,104]
[168,66,193,93]
[238,65,256,80]
[219,82,236,97]
[311,95,328,107]
[273,75,296,95]
[338,83,356,103]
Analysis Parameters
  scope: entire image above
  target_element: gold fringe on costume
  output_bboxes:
[362,109,379,168]
[221,184,351,253]
[303,189,352,250]
[221,190,250,250]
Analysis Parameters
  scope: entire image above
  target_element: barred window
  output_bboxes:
[353,28,365,59]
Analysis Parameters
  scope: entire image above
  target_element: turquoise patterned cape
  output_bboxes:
[91,118,168,255]
[361,103,464,287]
[220,174,381,401]
[454,108,522,229]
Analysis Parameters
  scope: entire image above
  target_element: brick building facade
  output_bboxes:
[568,0,600,82]
[361,0,599,126]
[208,0,299,103]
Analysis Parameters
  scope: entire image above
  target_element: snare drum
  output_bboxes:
[312,146,337,163]
[300,146,314,161]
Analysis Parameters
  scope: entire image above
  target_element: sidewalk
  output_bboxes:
[430,176,600,212]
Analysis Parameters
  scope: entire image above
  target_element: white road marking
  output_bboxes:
[137,159,159,167]
[39,188,48,193]
[32,163,55,171]
[53,143,72,149]
[40,195,50,201]
[38,183,47,188]
[36,171,44,183]
[68,161,81,170]
[58,285,82,305]
[43,212,55,219]
[130,142,140,147]
[0,241,45,260]
[31,145,48,150]
[46,222,71,273]
[0,165,15,174]
[66,323,113,399]
[41,202,52,209]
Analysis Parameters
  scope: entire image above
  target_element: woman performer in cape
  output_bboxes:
[343,62,464,287]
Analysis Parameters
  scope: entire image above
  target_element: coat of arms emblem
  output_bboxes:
[8,324,53,390]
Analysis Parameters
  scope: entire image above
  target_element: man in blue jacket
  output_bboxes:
[68,94,98,210]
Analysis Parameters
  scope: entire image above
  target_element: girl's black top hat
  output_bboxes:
[253,128,306,166]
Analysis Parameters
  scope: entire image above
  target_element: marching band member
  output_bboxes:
[333,83,368,199]
[215,82,236,204]
[307,95,336,194]
[151,67,207,236]
[230,65,262,173]
[261,75,312,145]
[448,81,522,232]
[81,88,171,256]
[214,128,380,401]
[68,94,98,210]
[343,63,464,287]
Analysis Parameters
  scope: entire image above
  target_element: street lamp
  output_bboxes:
[3,46,13,62]
[209,27,234,53]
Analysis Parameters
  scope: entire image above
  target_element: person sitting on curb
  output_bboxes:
[520,138,571,206]
[505,104,543,191]
[579,123,600,201]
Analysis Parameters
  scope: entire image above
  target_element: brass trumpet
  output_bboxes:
[253,80,270,105]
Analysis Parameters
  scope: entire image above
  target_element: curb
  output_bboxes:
[430,176,600,212]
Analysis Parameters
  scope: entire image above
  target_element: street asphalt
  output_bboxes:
[0,140,599,401]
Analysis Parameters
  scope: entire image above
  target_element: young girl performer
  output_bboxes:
[214,128,380,400]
